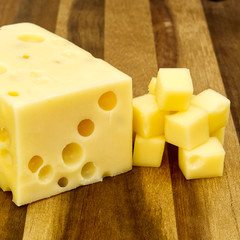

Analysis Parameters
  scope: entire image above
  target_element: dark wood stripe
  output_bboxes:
[202,0,240,142]
[150,0,177,68]
[168,144,211,240]
[14,0,60,32]
[67,0,104,58]
[61,170,159,240]
[0,0,19,26]
[0,192,27,240]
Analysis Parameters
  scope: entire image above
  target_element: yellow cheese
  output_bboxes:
[165,106,209,150]
[133,94,168,138]
[178,137,225,180]
[0,23,132,206]
[191,89,230,133]
[156,68,193,111]
[211,127,225,145]
[133,134,165,167]
[148,77,157,95]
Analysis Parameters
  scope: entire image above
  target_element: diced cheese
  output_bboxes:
[133,94,167,138]
[165,106,209,150]
[178,137,225,180]
[148,77,157,95]
[155,68,193,111]
[133,134,165,167]
[191,89,230,133]
[0,23,132,206]
[211,127,225,145]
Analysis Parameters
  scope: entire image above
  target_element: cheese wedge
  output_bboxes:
[0,23,132,205]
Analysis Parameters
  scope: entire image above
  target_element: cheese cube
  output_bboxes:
[133,94,167,137]
[191,89,230,133]
[148,77,157,95]
[0,23,132,205]
[155,68,193,111]
[178,137,225,180]
[133,134,165,167]
[211,127,225,145]
[165,106,209,150]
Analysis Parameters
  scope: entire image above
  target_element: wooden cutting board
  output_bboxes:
[0,0,239,239]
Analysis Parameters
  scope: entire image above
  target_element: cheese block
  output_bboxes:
[133,94,167,138]
[155,68,193,111]
[211,127,225,145]
[133,134,165,167]
[191,89,230,133]
[0,23,132,206]
[148,77,157,95]
[178,137,225,180]
[165,105,209,150]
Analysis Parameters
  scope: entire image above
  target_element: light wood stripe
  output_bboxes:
[105,0,178,239]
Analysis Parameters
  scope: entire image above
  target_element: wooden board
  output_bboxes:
[0,0,239,239]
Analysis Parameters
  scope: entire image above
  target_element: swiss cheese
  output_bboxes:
[0,23,132,206]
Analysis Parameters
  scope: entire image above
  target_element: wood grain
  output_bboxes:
[105,0,158,97]
[0,0,239,239]
[14,0,60,32]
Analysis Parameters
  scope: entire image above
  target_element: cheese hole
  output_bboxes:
[28,155,44,173]
[98,91,117,111]
[0,65,7,74]
[78,119,95,137]
[81,162,96,179]
[8,92,19,97]
[22,55,30,59]
[58,177,68,187]
[18,34,45,43]
[0,128,10,143]
[62,143,83,167]
[38,165,53,183]
[189,155,204,168]
[0,149,12,166]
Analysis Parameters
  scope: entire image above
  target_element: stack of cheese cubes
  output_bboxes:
[133,68,230,180]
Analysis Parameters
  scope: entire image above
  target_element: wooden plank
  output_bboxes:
[14,0,60,32]
[105,0,159,97]
[67,0,105,58]
[105,0,178,239]
[0,0,19,26]
[150,0,240,239]
[202,0,240,141]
